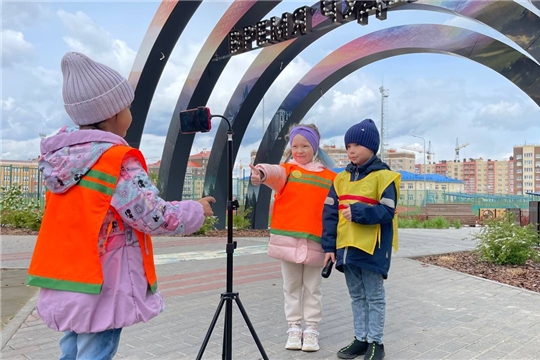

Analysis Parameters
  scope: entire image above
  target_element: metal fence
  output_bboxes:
[397,189,535,216]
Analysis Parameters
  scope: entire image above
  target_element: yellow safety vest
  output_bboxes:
[334,169,401,255]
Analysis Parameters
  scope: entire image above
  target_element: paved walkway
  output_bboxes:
[2,228,540,359]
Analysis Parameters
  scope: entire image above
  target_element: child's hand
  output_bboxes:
[324,252,335,265]
[341,204,352,221]
[249,164,262,186]
[198,196,216,217]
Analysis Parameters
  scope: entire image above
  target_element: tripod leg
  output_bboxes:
[223,298,233,359]
[234,295,269,360]
[197,297,226,360]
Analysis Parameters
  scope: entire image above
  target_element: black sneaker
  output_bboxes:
[364,342,385,360]
[337,338,369,359]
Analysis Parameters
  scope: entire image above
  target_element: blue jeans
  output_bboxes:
[59,328,122,360]
[344,264,385,344]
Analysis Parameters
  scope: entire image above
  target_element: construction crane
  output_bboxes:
[401,141,435,163]
[455,138,470,161]
[427,141,434,163]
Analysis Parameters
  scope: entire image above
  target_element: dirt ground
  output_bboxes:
[416,251,540,293]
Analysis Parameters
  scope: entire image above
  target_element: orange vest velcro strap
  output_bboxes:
[27,145,151,294]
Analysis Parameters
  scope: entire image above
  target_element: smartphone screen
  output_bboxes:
[179,107,212,134]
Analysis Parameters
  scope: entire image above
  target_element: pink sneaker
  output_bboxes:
[285,324,302,350]
[302,326,320,352]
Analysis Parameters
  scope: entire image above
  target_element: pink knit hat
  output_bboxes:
[61,52,134,126]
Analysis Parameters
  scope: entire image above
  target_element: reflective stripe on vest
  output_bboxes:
[27,145,158,294]
[270,163,336,242]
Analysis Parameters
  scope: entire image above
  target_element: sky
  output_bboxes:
[2,0,540,177]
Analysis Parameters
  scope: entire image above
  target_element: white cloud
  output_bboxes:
[144,40,222,136]
[2,2,52,31]
[27,66,62,88]
[1,138,41,161]
[1,97,16,111]
[57,9,136,76]
[330,86,378,111]
[239,55,314,146]
[138,134,166,164]
[478,101,523,118]
[3,8,139,145]
[1,30,34,67]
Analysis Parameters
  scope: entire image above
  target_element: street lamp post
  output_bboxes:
[411,134,426,206]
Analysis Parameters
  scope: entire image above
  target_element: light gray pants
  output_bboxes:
[281,260,323,327]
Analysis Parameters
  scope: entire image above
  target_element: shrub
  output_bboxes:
[398,216,451,229]
[0,185,43,230]
[193,216,218,235]
[423,217,450,229]
[233,208,251,230]
[453,219,462,229]
[398,217,423,228]
[473,213,539,265]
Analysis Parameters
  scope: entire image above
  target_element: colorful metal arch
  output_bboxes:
[247,23,540,228]
[126,0,201,149]
[396,0,540,62]
[157,0,280,201]
[203,0,540,226]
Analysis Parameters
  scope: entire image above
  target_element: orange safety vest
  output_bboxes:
[27,145,158,295]
[270,163,336,242]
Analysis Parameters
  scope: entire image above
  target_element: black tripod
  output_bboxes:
[196,115,269,360]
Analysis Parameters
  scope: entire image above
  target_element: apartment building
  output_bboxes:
[147,150,209,200]
[320,144,349,167]
[417,157,515,195]
[386,149,415,172]
[513,144,540,195]
[398,171,463,207]
[0,159,44,197]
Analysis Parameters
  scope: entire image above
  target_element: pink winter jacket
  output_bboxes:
[255,160,327,267]
[35,127,205,333]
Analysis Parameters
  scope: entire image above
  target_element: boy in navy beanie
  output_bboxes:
[321,119,401,360]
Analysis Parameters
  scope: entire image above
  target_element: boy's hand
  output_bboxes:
[341,204,352,221]
[324,252,335,264]
[249,164,262,186]
[198,196,216,217]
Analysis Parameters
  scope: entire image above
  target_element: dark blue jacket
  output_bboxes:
[321,156,397,279]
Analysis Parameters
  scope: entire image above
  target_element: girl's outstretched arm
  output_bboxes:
[252,163,287,193]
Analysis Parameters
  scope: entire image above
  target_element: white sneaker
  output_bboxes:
[301,327,320,352]
[285,325,303,350]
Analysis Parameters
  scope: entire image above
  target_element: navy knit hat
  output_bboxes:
[344,119,380,154]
